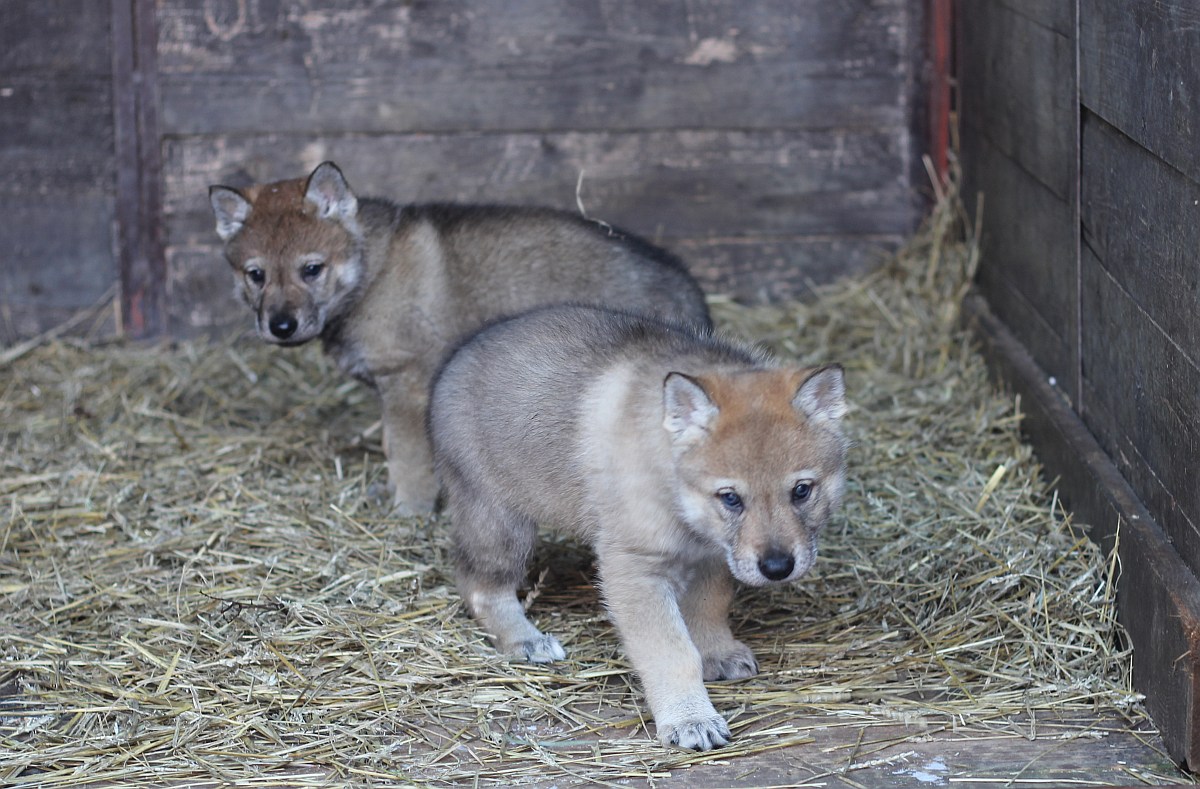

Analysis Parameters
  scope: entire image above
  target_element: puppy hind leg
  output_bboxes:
[448,491,565,663]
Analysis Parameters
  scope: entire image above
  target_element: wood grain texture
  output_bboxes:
[981,0,1074,36]
[965,292,1200,768]
[1080,244,1200,576]
[1080,0,1200,183]
[0,80,115,193]
[0,195,118,310]
[1081,113,1200,358]
[0,2,118,335]
[681,236,899,304]
[0,0,112,77]
[156,0,911,134]
[960,131,1076,394]
[960,0,1077,201]
[164,129,915,241]
[112,0,167,338]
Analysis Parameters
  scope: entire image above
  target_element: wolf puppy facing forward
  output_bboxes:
[208,162,711,514]
[429,305,848,750]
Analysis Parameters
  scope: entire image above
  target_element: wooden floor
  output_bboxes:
[536,713,1190,788]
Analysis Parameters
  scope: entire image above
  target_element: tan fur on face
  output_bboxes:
[672,368,848,587]
[222,179,361,345]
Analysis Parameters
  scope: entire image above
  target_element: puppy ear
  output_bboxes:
[209,186,251,241]
[793,365,846,423]
[305,161,358,222]
[663,372,719,445]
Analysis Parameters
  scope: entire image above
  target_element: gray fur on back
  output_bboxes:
[429,305,767,533]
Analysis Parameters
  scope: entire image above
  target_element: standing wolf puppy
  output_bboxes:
[209,162,711,514]
[429,305,848,750]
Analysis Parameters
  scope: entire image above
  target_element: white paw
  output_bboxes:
[388,490,437,517]
[660,713,731,751]
[702,641,759,681]
[517,635,566,664]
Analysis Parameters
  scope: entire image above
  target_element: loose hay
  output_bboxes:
[0,189,1181,786]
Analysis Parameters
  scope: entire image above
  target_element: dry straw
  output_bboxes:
[0,187,1179,786]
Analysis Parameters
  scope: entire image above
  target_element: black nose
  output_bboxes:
[268,314,297,339]
[758,550,795,581]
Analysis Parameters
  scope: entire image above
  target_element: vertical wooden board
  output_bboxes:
[1080,114,1200,358]
[155,0,911,134]
[987,0,1075,36]
[1080,245,1200,575]
[960,0,1076,201]
[1080,0,1200,184]
[960,132,1076,393]
[0,0,117,341]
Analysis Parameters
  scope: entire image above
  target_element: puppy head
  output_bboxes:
[663,365,848,586]
[208,162,365,345]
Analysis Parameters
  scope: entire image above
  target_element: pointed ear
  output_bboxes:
[663,372,719,445]
[793,365,846,423]
[209,185,251,241]
[305,161,358,222]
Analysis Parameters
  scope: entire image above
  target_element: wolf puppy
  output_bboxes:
[209,162,711,514]
[429,305,848,750]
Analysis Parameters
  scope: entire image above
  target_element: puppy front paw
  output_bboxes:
[514,635,566,664]
[659,711,731,751]
[702,640,758,681]
[388,489,438,517]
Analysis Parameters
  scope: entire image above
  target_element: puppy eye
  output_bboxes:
[246,267,265,285]
[301,262,325,280]
[717,490,743,512]
[792,482,813,503]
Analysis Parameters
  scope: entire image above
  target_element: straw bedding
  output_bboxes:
[0,192,1177,786]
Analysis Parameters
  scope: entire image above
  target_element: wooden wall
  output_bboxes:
[961,0,1200,767]
[0,0,929,343]
[0,2,119,340]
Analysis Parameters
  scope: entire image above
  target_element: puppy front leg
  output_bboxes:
[679,559,758,681]
[598,548,730,750]
[377,375,438,515]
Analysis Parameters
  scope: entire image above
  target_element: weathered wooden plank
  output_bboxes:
[0,0,112,77]
[156,0,911,134]
[960,0,1076,201]
[112,0,167,338]
[0,78,115,192]
[162,246,244,336]
[1080,245,1200,575]
[163,129,917,245]
[960,130,1077,395]
[1081,113,1200,358]
[982,0,1075,37]
[965,291,1200,768]
[0,1,118,344]
[681,236,900,304]
[0,194,118,311]
[1080,0,1200,184]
